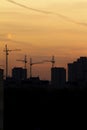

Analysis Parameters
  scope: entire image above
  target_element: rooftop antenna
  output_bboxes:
[16,55,27,69]
[3,44,21,79]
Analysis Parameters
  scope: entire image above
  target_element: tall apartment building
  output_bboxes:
[68,57,87,83]
[12,67,27,81]
[51,67,66,88]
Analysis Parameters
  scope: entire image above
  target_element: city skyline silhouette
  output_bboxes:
[1,1,87,129]
[0,44,87,80]
[1,53,87,87]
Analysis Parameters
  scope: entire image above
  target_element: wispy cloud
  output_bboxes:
[7,0,87,27]
[0,38,30,45]
[0,33,15,40]
[0,33,32,45]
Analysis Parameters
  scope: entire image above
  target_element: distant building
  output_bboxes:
[51,67,66,88]
[12,67,27,81]
[0,69,4,87]
[68,57,87,83]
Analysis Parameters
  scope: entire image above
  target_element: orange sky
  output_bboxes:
[0,0,87,80]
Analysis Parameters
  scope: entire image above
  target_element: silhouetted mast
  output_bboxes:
[16,55,27,69]
[4,45,9,79]
[3,44,21,79]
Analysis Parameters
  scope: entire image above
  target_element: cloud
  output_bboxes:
[7,33,15,40]
[0,33,15,40]
[0,22,34,33]
[7,0,87,27]
[7,0,52,14]
[0,38,31,45]
[0,34,32,45]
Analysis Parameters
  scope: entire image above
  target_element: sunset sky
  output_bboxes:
[0,0,87,80]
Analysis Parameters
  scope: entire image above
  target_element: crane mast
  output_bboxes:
[5,45,8,79]
[3,44,21,79]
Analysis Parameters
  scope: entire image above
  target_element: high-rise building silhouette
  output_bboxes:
[68,57,87,83]
[51,67,66,88]
[12,67,27,81]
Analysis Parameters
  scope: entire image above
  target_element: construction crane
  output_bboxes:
[3,44,21,79]
[16,55,27,69]
[29,56,55,78]
[43,56,55,68]
[30,58,46,78]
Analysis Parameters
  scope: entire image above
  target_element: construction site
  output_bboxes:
[0,44,58,89]
[2,44,55,79]
[1,45,87,130]
[1,44,87,89]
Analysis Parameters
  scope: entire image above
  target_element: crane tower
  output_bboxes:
[3,44,21,79]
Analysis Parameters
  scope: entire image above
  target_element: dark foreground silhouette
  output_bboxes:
[4,83,87,129]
